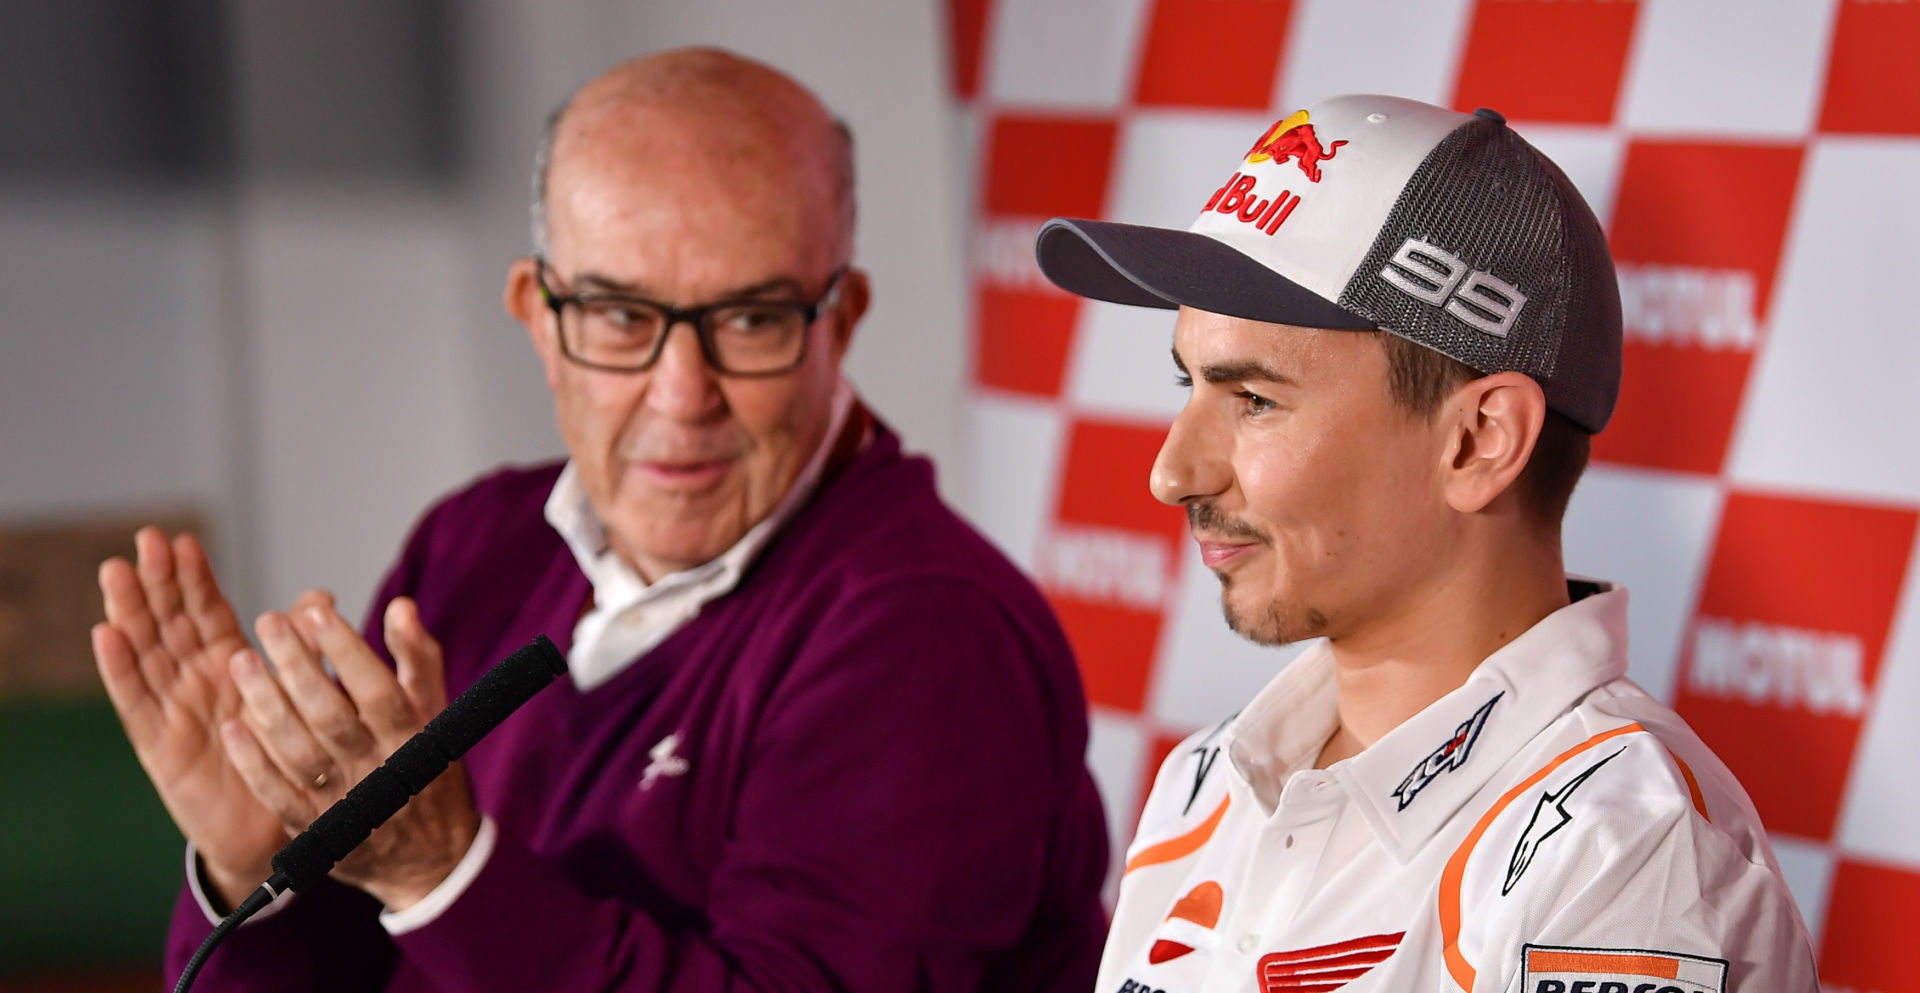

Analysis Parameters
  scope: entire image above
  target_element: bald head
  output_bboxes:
[530,48,855,260]
[505,49,875,584]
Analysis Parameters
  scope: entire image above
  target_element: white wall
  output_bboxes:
[0,0,968,626]
[0,190,251,594]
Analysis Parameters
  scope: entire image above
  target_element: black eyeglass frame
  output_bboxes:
[533,257,849,377]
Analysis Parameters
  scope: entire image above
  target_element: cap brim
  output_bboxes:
[1034,218,1376,331]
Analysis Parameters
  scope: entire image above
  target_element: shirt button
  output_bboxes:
[1284,834,1294,848]
[1237,933,1260,954]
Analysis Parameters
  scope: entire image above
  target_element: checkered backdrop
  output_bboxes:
[942,2,1920,990]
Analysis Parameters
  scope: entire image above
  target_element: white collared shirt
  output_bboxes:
[1099,585,1820,993]
[542,379,856,692]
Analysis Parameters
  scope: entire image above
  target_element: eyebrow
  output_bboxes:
[571,271,806,301]
[1170,345,1296,387]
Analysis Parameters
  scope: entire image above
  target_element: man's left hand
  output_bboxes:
[220,592,479,912]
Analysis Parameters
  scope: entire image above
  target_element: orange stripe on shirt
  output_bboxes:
[1124,795,1231,874]
[1438,723,1648,991]
[1665,746,1710,822]
[1526,949,1680,978]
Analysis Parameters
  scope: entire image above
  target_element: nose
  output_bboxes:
[643,319,725,420]
[1150,401,1231,507]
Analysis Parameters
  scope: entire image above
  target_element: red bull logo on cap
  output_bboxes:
[1200,111,1349,238]
[1202,172,1300,236]
[1245,110,1347,183]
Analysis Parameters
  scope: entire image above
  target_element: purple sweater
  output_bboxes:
[164,426,1110,992]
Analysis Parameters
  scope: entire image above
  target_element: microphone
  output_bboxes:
[174,633,568,993]
[270,632,567,891]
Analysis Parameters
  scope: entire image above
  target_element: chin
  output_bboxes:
[599,509,719,567]
[645,528,737,568]
[1218,577,1327,647]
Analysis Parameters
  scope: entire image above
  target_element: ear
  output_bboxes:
[822,267,871,364]
[1439,371,1547,515]
[505,257,562,390]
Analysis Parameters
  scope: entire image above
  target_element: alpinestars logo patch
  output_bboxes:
[1503,747,1625,895]
[1393,693,1502,811]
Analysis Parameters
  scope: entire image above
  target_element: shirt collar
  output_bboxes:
[1222,650,1339,815]
[1222,581,1630,860]
[542,377,858,609]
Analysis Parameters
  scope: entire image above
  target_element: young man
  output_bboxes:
[1035,96,1818,993]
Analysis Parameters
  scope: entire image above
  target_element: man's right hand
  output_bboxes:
[92,528,289,911]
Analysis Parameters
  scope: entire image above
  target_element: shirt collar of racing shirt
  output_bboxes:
[541,377,859,690]
[1219,579,1629,862]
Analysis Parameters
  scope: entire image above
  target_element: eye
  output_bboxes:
[717,305,792,334]
[1174,372,1194,389]
[1235,390,1275,415]
[582,300,649,332]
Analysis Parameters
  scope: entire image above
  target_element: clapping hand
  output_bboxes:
[93,529,287,909]
[95,529,479,913]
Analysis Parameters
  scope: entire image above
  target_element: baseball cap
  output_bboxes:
[1033,95,1622,433]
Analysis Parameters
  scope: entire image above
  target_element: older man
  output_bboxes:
[93,49,1108,992]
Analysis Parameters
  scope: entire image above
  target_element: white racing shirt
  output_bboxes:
[1100,584,1819,993]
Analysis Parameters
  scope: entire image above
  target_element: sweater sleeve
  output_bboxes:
[388,573,1076,993]
[158,495,442,992]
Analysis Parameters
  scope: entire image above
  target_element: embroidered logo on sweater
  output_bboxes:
[1393,693,1502,811]
[640,733,690,789]
[1257,931,1405,992]
[1520,944,1727,993]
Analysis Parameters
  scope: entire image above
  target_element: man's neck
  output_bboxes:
[1314,531,1570,768]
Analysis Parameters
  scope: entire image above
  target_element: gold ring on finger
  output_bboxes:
[310,771,330,790]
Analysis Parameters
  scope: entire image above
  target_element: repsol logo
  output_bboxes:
[1533,983,1709,993]
[1688,616,1869,716]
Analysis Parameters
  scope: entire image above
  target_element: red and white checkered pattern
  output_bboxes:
[945,1,1920,988]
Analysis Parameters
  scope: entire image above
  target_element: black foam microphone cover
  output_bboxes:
[269,634,567,892]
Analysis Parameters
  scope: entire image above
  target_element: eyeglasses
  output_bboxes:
[534,258,848,376]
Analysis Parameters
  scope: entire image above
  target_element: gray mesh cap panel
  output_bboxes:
[1336,116,1622,432]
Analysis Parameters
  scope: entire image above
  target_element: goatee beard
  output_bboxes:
[1188,502,1322,644]
[1218,573,1328,647]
